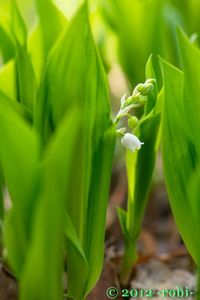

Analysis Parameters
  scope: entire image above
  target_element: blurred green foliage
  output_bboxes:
[161,30,200,298]
[0,1,115,300]
[98,0,200,88]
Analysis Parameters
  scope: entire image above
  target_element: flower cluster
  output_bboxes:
[115,79,155,152]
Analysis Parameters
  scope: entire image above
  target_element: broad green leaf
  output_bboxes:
[54,0,81,18]
[175,0,200,36]
[0,91,33,123]
[20,110,80,300]
[160,57,200,266]
[117,207,129,241]
[28,1,67,86]
[35,5,95,237]
[64,212,89,300]
[11,1,27,47]
[84,123,115,294]
[28,26,44,86]
[35,0,67,55]
[126,113,161,239]
[0,12,15,63]
[64,212,87,263]
[154,88,164,151]
[154,87,164,115]
[187,170,200,228]
[177,28,200,153]
[11,1,36,110]
[0,95,40,275]
[0,60,17,100]
[35,3,116,298]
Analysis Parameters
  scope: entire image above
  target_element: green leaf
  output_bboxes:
[84,123,116,295]
[117,207,129,241]
[0,95,40,275]
[64,212,89,300]
[0,60,17,100]
[145,55,158,115]
[20,110,80,300]
[28,26,44,86]
[187,170,200,228]
[35,0,67,55]
[160,57,200,266]
[11,1,27,47]
[177,28,200,152]
[126,113,161,239]
[0,12,15,63]
[28,1,67,87]
[35,3,115,298]
[11,1,36,110]
[0,90,33,123]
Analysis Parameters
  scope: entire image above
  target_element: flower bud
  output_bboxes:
[121,95,139,109]
[132,83,144,97]
[138,83,154,95]
[146,78,156,85]
[117,127,126,136]
[128,116,139,129]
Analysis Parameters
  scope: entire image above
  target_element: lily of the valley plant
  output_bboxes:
[116,58,161,283]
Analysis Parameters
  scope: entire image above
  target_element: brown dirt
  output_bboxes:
[0,263,18,300]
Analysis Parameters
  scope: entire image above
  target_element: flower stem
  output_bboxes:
[196,268,200,300]
[120,240,138,286]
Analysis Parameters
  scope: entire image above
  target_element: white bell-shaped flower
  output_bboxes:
[121,133,144,152]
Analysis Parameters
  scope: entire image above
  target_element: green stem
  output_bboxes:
[120,240,138,285]
[0,176,4,220]
[196,268,200,300]
[0,174,4,255]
